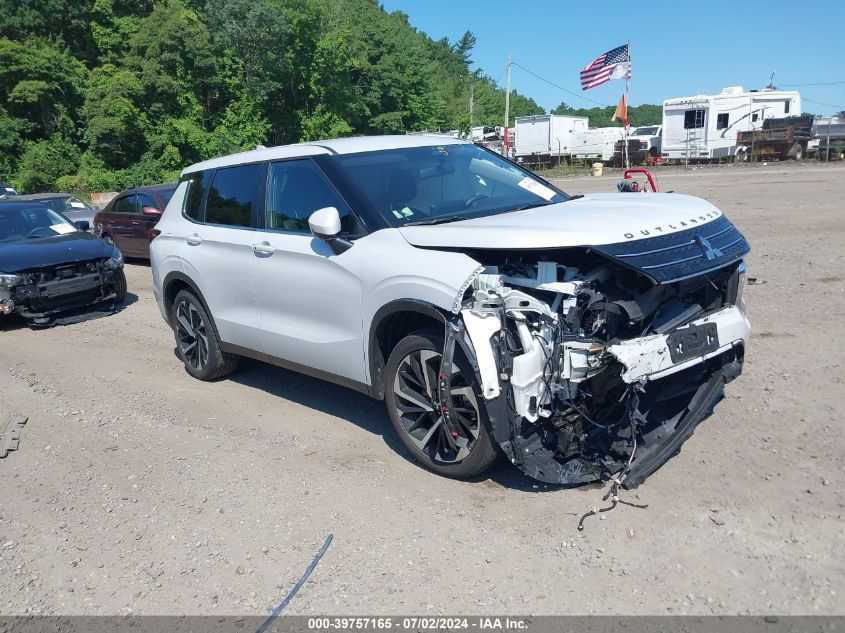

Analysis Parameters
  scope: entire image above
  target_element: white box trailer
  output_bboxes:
[570,127,625,161]
[661,87,801,161]
[514,114,588,159]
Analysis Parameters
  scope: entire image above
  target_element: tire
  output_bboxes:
[383,329,499,479]
[112,268,127,304]
[171,289,239,381]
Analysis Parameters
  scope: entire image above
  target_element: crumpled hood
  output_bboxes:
[0,231,116,272]
[398,192,725,249]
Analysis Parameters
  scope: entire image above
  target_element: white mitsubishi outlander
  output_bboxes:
[150,135,750,488]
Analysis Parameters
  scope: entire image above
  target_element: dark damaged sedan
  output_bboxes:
[0,202,127,327]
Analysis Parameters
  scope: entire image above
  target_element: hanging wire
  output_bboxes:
[510,61,611,108]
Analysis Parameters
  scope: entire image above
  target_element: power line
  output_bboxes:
[780,80,845,87]
[803,97,845,111]
[510,61,611,108]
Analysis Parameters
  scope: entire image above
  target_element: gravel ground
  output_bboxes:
[0,162,843,616]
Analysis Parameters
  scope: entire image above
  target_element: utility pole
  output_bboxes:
[503,54,511,157]
[469,83,474,131]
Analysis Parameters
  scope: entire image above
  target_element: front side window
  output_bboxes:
[205,164,260,227]
[265,160,352,233]
[684,109,705,129]
[717,113,729,130]
[137,193,159,213]
[331,143,567,227]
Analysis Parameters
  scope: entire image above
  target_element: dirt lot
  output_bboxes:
[1,163,843,616]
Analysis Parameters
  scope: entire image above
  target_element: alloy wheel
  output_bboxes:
[392,349,481,463]
[175,299,208,371]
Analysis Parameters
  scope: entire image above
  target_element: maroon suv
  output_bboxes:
[93,183,176,258]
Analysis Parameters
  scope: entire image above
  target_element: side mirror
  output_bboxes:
[142,205,162,216]
[308,207,352,255]
[74,220,90,231]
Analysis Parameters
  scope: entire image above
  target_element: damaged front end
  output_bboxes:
[447,220,750,488]
[1,254,125,326]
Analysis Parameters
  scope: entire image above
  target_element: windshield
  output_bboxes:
[0,206,78,242]
[38,197,92,213]
[632,126,659,136]
[331,143,568,226]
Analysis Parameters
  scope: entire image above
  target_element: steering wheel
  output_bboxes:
[27,226,55,238]
[465,193,489,208]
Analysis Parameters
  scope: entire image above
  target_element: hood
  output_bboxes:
[0,231,117,272]
[398,192,725,250]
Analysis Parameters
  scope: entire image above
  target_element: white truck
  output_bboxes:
[514,114,588,163]
[570,127,625,162]
[661,87,801,161]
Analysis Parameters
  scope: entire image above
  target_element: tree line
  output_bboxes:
[552,102,663,128]
[0,0,666,195]
[0,0,548,193]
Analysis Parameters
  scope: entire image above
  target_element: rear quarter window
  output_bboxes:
[205,164,260,227]
[183,171,212,221]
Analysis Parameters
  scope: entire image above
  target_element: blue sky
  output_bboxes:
[379,0,845,115]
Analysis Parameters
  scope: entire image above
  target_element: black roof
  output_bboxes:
[11,193,79,202]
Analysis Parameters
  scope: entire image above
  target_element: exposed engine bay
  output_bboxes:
[445,245,748,488]
[0,258,124,326]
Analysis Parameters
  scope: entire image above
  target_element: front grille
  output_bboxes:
[593,215,750,284]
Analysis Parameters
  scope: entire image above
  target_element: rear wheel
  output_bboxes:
[172,289,239,381]
[384,329,499,479]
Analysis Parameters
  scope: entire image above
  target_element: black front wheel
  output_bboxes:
[384,329,499,479]
[112,268,127,304]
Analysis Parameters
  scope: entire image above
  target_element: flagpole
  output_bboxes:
[624,39,630,169]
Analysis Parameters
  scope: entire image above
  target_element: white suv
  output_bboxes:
[151,136,750,488]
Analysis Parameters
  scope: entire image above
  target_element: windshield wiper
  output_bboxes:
[566,194,584,201]
[403,215,467,226]
[509,201,555,212]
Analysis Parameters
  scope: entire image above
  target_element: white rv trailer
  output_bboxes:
[570,127,625,161]
[514,114,588,160]
[662,87,801,161]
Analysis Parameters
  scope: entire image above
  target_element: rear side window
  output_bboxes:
[206,164,260,227]
[183,171,212,221]
[265,160,352,233]
[113,195,137,214]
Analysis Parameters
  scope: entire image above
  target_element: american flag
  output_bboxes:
[580,44,631,90]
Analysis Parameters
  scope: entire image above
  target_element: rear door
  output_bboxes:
[180,164,263,351]
[250,158,366,383]
[103,194,139,253]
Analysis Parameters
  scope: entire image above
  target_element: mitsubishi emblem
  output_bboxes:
[694,235,723,261]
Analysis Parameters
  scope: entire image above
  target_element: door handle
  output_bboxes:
[131,221,140,225]
[186,234,203,246]
[252,241,276,255]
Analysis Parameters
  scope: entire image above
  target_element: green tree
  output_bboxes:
[15,135,81,192]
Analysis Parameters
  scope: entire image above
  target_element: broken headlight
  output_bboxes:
[103,250,124,269]
[0,273,22,289]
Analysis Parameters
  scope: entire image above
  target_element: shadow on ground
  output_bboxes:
[208,356,590,494]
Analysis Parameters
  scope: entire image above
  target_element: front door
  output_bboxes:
[250,158,366,383]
